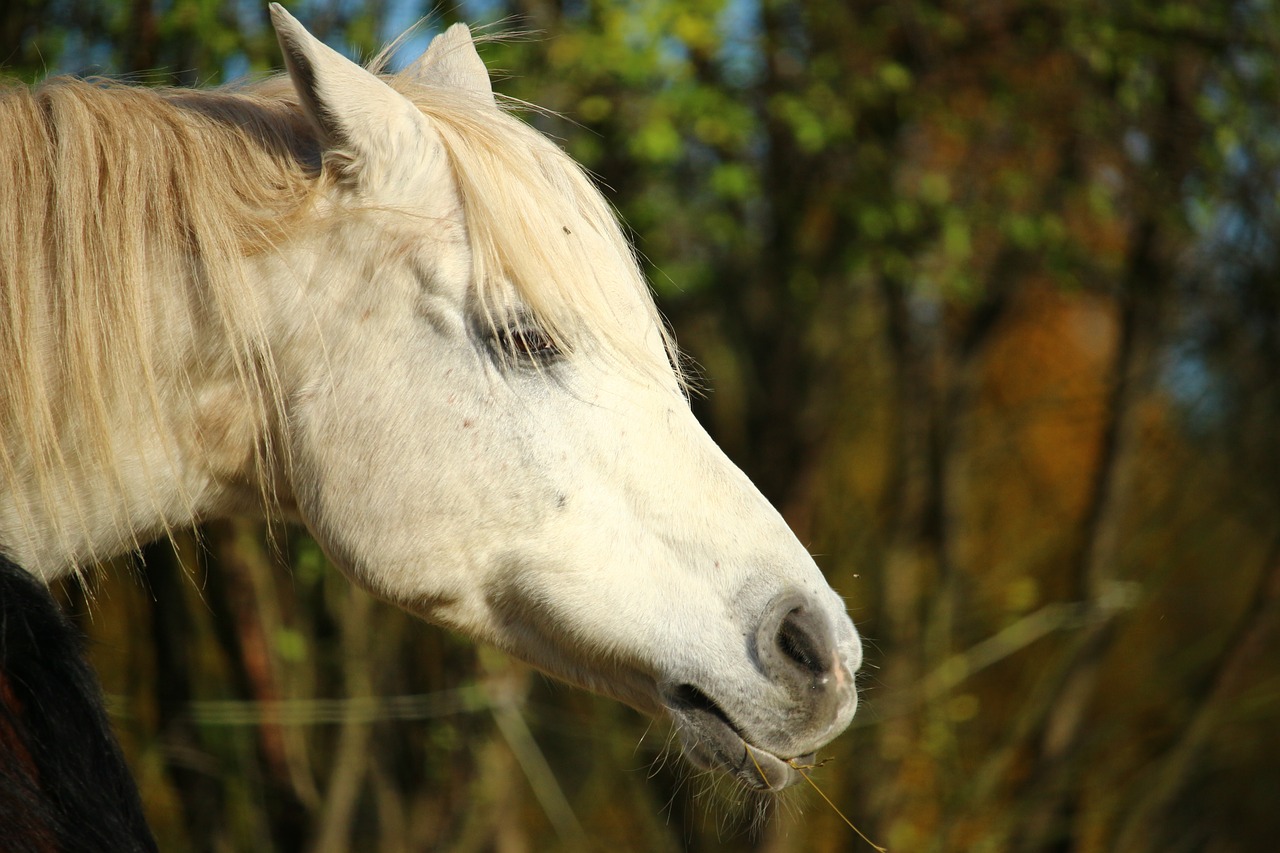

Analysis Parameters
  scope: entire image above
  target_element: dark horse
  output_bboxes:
[0,555,157,852]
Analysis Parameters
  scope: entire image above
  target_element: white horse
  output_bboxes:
[0,4,861,792]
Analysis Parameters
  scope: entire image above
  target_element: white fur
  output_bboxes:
[2,5,862,786]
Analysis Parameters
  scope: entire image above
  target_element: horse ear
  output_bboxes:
[269,3,442,198]
[405,24,495,105]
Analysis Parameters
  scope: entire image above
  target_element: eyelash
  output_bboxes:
[496,324,560,362]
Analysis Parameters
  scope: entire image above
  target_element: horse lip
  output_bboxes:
[663,684,807,791]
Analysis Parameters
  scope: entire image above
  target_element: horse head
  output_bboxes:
[0,3,861,793]
[258,4,861,790]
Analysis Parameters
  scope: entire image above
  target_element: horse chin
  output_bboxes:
[664,685,812,791]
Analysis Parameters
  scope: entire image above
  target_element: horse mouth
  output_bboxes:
[664,684,814,791]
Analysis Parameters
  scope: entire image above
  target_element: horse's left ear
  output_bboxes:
[269,3,443,199]
[404,24,495,105]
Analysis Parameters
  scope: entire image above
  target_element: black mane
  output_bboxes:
[0,554,157,852]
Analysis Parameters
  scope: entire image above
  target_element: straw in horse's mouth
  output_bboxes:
[665,684,810,791]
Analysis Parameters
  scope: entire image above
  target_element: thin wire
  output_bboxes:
[743,746,888,853]
[790,762,888,853]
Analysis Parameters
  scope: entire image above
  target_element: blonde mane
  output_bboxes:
[0,61,673,572]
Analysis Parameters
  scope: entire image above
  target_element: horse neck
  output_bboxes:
[0,265,284,581]
[0,81,332,579]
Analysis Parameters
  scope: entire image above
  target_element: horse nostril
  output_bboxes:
[775,607,831,678]
[754,596,851,740]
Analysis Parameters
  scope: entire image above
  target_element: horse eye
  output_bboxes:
[498,325,559,361]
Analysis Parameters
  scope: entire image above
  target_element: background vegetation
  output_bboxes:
[5,0,1280,850]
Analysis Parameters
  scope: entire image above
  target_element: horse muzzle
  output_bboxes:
[664,593,860,790]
